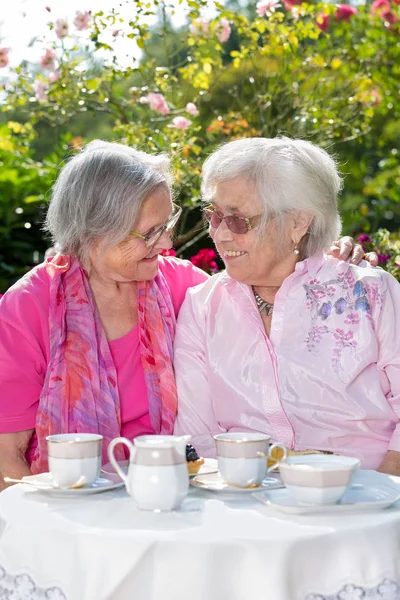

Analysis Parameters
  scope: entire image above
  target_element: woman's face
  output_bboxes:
[90,186,174,283]
[209,176,296,287]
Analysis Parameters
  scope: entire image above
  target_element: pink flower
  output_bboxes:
[335,4,358,20]
[316,12,330,30]
[40,48,56,70]
[0,48,9,68]
[256,0,282,17]
[33,80,48,103]
[215,18,231,43]
[73,10,92,31]
[45,6,51,12]
[371,0,391,14]
[54,18,69,38]
[189,18,210,36]
[161,249,177,257]
[380,6,398,22]
[186,102,199,116]
[49,70,61,82]
[190,249,218,274]
[283,0,302,9]
[140,92,170,115]
[169,116,192,130]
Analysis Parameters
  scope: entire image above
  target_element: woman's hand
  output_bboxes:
[328,236,378,266]
[377,450,400,477]
[0,430,34,491]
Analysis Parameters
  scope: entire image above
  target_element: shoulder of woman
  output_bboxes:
[158,255,209,287]
[0,262,51,330]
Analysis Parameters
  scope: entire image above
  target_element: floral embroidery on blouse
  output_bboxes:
[303,268,385,374]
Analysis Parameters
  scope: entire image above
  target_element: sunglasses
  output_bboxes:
[130,202,182,247]
[203,205,262,235]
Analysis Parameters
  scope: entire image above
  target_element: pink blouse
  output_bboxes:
[174,255,400,469]
[0,256,208,463]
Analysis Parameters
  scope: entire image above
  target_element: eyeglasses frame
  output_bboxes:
[130,202,182,247]
[203,205,262,233]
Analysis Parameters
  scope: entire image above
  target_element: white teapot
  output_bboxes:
[108,434,190,511]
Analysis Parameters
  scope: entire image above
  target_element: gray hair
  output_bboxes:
[201,137,343,257]
[44,140,172,260]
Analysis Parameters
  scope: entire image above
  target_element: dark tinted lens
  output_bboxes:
[225,216,249,234]
[204,209,221,228]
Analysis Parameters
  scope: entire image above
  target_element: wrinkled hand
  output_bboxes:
[328,236,378,266]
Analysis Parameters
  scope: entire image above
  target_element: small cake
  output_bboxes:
[186,443,205,476]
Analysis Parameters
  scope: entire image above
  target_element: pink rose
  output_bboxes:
[169,116,192,130]
[335,4,358,20]
[54,18,69,38]
[380,6,398,22]
[215,18,231,43]
[40,48,56,70]
[190,249,218,274]
[49,70,61,83]
[316,12,330,30]
[256,0,282,17]
[186,102,199,116]
[34,80,48,103]
[140,92,170,115]
[371,0,391,14]
[73,10,92,31]
[189,18,210,36]
[0,48,9,68]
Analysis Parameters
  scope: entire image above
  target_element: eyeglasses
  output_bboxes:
[130,202,182,247]
[203,205,262,235]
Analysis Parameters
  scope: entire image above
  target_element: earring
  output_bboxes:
[293,241,300,255]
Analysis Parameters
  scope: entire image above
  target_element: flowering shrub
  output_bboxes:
[190,249,219,274]
[0,0,399,288]
[359,230,400,279]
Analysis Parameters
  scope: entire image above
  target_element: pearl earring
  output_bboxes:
[293,241,300,255]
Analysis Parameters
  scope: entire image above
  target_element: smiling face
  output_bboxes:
[89,185,174,283]
[209,176,301,287]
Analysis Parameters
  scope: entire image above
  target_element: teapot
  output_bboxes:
[108,434,190,511]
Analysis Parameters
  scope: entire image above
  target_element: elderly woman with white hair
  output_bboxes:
[173,137,400,476]
[0,140,210,485]
[0,139,371,487]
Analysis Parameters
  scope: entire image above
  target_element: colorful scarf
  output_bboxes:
[31,254,178,474]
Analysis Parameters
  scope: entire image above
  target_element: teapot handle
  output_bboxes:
[107,437,135,485]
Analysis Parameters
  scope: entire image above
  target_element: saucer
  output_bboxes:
[101,458,219,479]
[254,471,400,514]
[21,472,124,496]
[190,471,284,494]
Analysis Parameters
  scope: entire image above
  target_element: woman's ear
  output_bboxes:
[290,211,313,245]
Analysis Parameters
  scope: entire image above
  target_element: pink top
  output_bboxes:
[0,256,207,462]
[174,255,400,469]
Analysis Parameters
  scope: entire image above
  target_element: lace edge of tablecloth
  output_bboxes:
[0,565,67,600]
[305,578,400,600]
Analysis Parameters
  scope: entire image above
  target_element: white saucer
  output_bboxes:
[190,471,283,494]
[254,470,400,514]
[21,472,124,496]
[101,458,219,479]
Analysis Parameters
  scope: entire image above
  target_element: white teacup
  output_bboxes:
[279,454,360,505]
[214,432,287,488]
[46,433,103,488]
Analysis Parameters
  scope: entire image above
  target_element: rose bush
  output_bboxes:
[0,0,399,288]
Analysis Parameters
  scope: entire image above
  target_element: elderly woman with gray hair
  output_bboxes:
[0,139,371,486]
[173,137,400,476]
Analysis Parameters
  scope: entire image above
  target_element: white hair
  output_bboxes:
[44,140,172,260]
[201,137,343,257]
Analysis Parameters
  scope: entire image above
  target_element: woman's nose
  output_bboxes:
[212,219,234,244]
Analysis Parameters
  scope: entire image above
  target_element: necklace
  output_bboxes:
[252,287,274,317]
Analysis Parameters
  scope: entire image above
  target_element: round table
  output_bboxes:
[1,470,400,600]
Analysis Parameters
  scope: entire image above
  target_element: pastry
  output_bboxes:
[186,443,205,475]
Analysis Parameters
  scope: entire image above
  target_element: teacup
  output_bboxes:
[279,454,360,505]
[46,433,103,488]
[214,432,287,488]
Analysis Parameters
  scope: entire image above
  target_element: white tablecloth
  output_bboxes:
[1,470,400,600]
